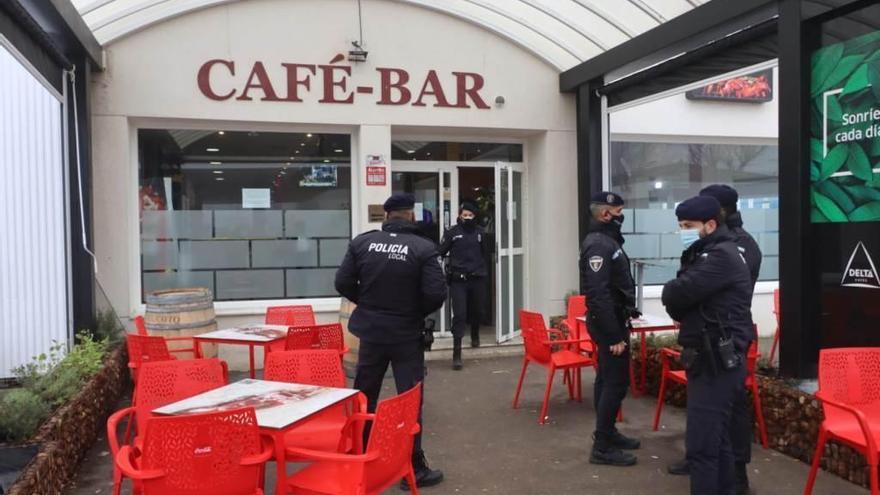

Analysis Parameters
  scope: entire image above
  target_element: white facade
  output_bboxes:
[90,0,580,335]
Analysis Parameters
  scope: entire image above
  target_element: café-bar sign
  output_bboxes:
[198,53,490,109]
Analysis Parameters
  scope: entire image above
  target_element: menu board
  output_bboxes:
[811,30,880,223]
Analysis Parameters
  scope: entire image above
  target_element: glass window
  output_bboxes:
[391,141,522,162]
[610,141,778,284]
[138,129,351,302]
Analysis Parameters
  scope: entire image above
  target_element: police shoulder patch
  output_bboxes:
[589,256,604,272]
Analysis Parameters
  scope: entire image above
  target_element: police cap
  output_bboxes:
[699,184,739,210]
[591,191,625,207]
[676,196,721,222]
[460,200,479,214]
[383,193,416,212]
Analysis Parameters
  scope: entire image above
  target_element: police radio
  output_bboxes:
[700,307,740,372]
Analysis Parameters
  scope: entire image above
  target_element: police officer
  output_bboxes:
[334,193,447,490]
[667,185,763,494]
[662,196,753,495]
[439,200,490,370]
[580,192,641,467]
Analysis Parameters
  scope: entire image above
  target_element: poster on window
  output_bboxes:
[811,30,880,223]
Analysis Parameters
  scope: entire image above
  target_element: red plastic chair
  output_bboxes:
[512,310,594,424]
[126,333,176,385]
[265,304,316,326]
[769,288,780,365]
[652,338,768,449]
[265,350,365,455]
[107,358,228,495]
[114,407,272,495]
[804,348,880,495]
[284,324,351,356]
[134,315,198,358]
[313,323,351,355]
[284,326,320,350]
[285,384,423,495]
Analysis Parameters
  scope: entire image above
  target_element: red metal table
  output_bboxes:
[193,325,289,379]
[577,314,678,396]
[154,378,363,495]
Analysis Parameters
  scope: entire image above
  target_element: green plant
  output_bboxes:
[86,309,125,344]
[12,341,65,389]
[0,389,50,442]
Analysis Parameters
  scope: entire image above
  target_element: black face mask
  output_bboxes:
[610,213,625,228]
[461,218,476,228]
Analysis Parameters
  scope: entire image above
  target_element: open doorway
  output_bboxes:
[457,167,496,342]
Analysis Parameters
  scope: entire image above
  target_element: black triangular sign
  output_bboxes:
[841,241,880,289]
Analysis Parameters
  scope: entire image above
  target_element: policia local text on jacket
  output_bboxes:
[334,214,447,488]
[662,223,753,495]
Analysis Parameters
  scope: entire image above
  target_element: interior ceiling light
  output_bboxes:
[406,150,415,154]
[334,149,344,153]
[210,161,222,165]
[394,141,430,154]
[323,159,330,163]
[213,170,223,174]
[654,181,664,189]
[218,131,225,135]
[207,148,219,152]
[215,177,225,181]
[306,133,312,138]
[295,150,301,154]
[300,143,306,147]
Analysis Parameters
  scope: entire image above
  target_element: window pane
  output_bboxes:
[138,129,351,302]
[610,142,779,283]
[391,141,522,162]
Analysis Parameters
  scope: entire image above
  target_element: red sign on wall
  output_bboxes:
[366,166,386,186]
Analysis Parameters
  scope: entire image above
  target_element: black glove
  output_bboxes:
[625,307,642,320]
[422,319,436,351]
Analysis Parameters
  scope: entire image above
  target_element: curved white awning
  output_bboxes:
[71,0,706,71]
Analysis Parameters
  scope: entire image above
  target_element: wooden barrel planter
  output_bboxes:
[339,298,359,369]
[144,288,218,358]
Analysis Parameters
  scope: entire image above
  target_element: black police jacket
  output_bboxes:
[662,225,753,353]
[727,211,762,291]
[334,218,448,344]
[438,223,489,277]
[579,218,636,346]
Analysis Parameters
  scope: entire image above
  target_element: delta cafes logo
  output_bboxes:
[841,241,880,289]
[197,54,490,109]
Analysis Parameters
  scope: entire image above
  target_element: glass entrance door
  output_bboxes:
[495,162,525,343]
[391,167,456,335]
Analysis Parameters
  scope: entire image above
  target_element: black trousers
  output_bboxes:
[686,363,747,495]
[731,385,752,465]
[593,343,630,445]
[354,339,426,454]
[450,277,486,339]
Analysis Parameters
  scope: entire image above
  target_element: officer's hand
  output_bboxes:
[610,341,627,356]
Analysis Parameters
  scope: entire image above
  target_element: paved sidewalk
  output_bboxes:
[66,355,864,495]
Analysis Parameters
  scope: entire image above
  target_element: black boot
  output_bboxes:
[470,325,480,348]
[401,451,444,490]
[589,432,637,467]
[452,338,463,370]
[735,462,750,495]
[667,458,689,475]
[609,430,641,450]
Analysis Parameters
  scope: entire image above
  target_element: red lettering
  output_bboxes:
[377,68,411,105]
[452,72,490,109]
[197,59,236,101]
[281,63,316,102]
[318,65,354,104]
[413,70,452,107]
[236,62,282,101]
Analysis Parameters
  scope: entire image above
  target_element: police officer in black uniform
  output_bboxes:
[439,200,490,370]
[662,196,753,495]
[667,185,763,494]
[580,192,641,467]
[334,193,447,490]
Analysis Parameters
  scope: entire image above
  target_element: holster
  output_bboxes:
[422,319,436,351]
[680,348,700,372]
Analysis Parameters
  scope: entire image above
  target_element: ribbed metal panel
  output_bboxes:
[0,44,68,378]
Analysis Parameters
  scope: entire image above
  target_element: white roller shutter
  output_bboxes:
[0,41,70,379]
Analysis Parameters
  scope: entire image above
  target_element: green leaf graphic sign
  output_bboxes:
[811,30,880,223]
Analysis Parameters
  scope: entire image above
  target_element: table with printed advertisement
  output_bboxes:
[577,314,679,396]
[154,379,362,495]
[192,325,289,379]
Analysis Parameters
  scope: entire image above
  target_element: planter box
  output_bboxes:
[638,345,873,490]
[3,345,129,495]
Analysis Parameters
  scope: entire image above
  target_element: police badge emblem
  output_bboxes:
[589,256,604,272]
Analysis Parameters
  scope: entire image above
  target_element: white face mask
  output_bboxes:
[680,229,701,249]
